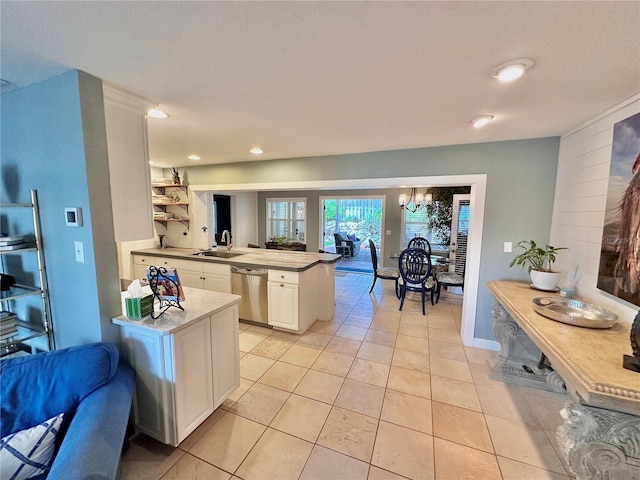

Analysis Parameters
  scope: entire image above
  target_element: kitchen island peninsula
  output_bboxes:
[113,286,241,446]
[130,247,341,334]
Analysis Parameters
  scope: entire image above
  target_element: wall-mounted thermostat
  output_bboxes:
[65,207,83,227]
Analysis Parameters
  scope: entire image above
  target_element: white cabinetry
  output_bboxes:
[116,296,239,446]
[131,255,231,293]
[132,255,176,280]
[103,84,155,242]
[267,269,315,332]
[268,280,299,330]
[210,306,240,406]
[173,317,214,439]
[178,260,231,294]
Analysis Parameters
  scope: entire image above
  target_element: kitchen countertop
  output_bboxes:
[131,247,341,272]
[113,286,241,335]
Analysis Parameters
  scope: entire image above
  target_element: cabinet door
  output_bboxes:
[268,281,299,330]
[172,318,214,444]
[202,263,231,293]
[203,274,231,293]
[210,305,240,409]
[179,270,204,289]
[120,328,171,444]
[133,264,147,281]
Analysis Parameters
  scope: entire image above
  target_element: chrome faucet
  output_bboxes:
[221,230,232,252]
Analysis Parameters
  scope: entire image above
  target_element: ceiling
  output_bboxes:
[2,2,639,168]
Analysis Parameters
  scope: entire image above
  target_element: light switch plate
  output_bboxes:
[386,230,391,235]
[74,241,85,263]
[504,242,513,253]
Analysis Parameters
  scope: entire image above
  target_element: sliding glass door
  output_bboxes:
[320,196,384,271]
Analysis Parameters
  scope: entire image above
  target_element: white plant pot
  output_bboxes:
[530,270,561,291]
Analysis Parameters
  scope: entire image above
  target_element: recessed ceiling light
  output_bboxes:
[492,58,534,83]
[187,154,201,161]
[470,115,494,128]
[147,108,168,119]
[250,147,264,155]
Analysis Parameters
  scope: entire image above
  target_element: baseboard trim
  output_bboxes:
[472,338,500,351]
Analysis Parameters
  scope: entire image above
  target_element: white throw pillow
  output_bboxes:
[0,413,64,480]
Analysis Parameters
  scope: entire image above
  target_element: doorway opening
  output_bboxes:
[191,173,487,349]
[213,194,232,245]
[320,196,384,273]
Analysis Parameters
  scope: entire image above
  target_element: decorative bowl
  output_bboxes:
[532,297,618,329]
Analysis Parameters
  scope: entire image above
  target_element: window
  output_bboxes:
[401,201,448,251]
[267,198,306,242]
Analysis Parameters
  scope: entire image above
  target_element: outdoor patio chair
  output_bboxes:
[398,247,436,315]
[334,233,352,258]
[368,239,400,298]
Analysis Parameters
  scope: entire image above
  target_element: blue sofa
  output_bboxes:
[0,343,135,480]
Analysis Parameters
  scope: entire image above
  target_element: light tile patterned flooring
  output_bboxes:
[121,273,573,480]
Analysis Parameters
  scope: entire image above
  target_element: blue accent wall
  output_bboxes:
[1,70,121,348]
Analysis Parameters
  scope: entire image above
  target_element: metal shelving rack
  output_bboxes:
[0,190,54,357]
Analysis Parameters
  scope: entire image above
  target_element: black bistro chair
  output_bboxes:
[407,236,435,280]
[435,265,465,303]
[398,248,436,315]
[368,239,400,298]
[407,236,432,256]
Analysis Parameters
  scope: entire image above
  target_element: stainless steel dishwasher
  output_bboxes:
[231,266,269,326]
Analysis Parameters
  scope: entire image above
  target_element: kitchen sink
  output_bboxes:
[192,251,242,258]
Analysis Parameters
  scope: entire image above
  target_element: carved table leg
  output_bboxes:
[488,301,567,393]
[557,399,640,480]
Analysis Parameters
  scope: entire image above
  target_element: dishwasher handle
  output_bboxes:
[231,266,268,276]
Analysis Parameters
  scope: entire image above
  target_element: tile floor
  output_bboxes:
[121,273,574,480]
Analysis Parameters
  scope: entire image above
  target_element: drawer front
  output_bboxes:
[202,262,231,276]
[133,255,175,268]
[177,259,204,273]
[268,270,299,284]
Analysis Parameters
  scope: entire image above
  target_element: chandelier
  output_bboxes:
[398,188,432,213]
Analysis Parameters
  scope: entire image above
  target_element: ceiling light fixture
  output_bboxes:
[250,147,264,155]
[470,115,494,128]
[147,108,168,119]
[148,160,156,166]
[492,58,534,83]
[187,154,201,161]
[398,188,432,212]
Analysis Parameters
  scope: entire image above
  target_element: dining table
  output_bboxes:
[389,250,453,278]
[388,250,452,264]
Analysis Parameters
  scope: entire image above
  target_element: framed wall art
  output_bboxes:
[597,111,640,306]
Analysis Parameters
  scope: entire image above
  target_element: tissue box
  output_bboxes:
[125,294,153,319]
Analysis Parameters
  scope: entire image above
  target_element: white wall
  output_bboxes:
[232,191,259,247]
[550,93,640,325]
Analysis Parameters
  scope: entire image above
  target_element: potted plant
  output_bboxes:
[509,240,568,291]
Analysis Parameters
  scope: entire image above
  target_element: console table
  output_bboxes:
[487,280,639,480]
